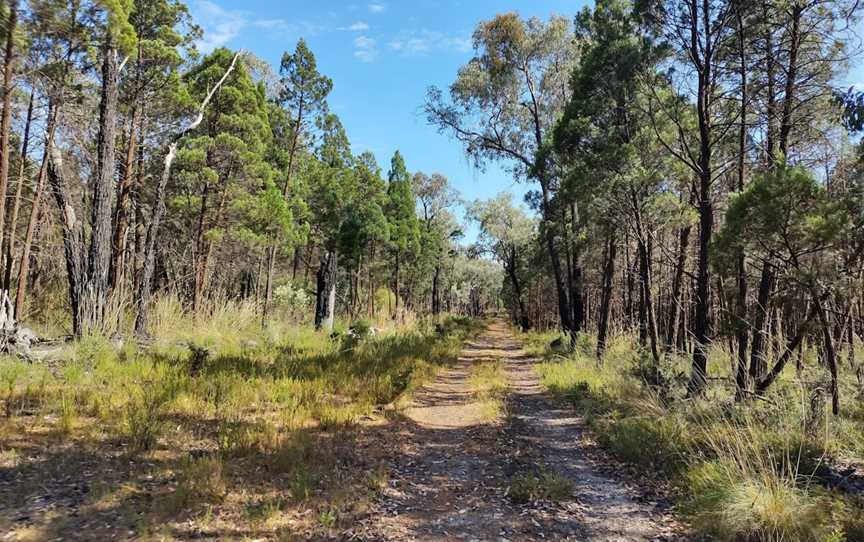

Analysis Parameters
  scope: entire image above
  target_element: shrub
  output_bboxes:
[508,469,573,504]
[683,459,842,541]
[164,456,227,514]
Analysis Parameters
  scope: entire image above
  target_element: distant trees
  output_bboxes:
[426,13,580,339]
[435,3,864,413]
[468,193,534,330]
[0,0,482,342]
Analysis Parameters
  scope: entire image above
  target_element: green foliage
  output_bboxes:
[508,469,573,504]
[715,162,852,280]
[386,150,420,255]
[99,0,137,53]
[532,332,864,541]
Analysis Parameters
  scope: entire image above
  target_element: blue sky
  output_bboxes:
[187,0,864,240]
[187,0,590,237]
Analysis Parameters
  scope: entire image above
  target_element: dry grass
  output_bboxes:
[0,298,478,541]
[529,331,864,541]
[469,360,508,421]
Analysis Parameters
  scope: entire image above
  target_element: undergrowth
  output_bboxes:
[0,296,480,537]
[529,331,864,541]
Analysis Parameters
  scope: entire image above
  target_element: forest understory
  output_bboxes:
[1,0,864,540]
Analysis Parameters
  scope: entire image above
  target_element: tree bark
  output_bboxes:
[4,89,33,291]
[0,0,18,273]
[81,37,120,334]
[596,232,616,359]
[47,140,85,336]
[109,106,142,292]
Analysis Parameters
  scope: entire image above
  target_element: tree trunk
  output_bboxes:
[0,0,18,273]
[15,103,54,320]
[813,288,840,415]
[749,264,775,382]
[666,217,691,351]
[4,90,34,291]
[636,228,660,364]
[393,250,400,320]
[596,232,616,359]
[109,106,142,292]
[314,250,337,331]
[505,245,529,330]
[47,141,86,336]
[432,263,440,315]
[81,37,120,335]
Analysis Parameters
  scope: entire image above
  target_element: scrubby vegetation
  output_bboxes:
[0,307,478,539]
[530,331,864,541]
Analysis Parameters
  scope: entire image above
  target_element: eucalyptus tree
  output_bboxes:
[426,13,579,337]
[468,193,535,329]
[412,171,459,314]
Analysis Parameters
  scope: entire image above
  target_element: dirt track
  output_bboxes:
[357,320,682,541]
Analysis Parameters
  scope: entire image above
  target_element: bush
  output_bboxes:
[683,459,843,541]
[508,469,573,504]
[163,456,227,514]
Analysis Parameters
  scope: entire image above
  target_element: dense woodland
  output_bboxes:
[432,0,864,415]
[0,0,504,343]
[1,0,864,540]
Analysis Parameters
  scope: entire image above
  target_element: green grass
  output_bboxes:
[527,331,864,541]
[0,301,479,539]
[508,469,574,504]
[470,360,508,421]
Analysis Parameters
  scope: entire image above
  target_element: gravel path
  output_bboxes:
[358,320,683,541]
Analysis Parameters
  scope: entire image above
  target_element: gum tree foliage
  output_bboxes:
[426,13,581,337]
[468,193,536,329]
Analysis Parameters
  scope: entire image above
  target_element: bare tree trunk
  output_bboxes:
[597,232,616,359]
[667,218,691,351]
[4,90,34,291]
[505,245,529,330]
[80,38,120,335]
[812,289,840,415]
[47,140,86,335]
[314,250,337,331]
[135,52,240,335]
[733,2,750,397]
[0,0,18,273]
[109,106,142,292]
[15,104,54,320]
[636,227,660,364]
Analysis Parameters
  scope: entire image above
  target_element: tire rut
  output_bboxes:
[356,321,683,541]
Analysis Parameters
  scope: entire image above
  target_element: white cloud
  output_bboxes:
[193,0,246,52]
[368,3,386,13]
[353,35,378,62]
[349,21,370,31]
[191,0,321,53]
[389,29,471,57]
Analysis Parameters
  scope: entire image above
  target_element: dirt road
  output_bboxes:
[357,320,681,541]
